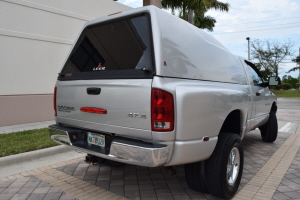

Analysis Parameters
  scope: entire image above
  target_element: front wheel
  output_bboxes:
[259,111,278,142]
[205,133,244,199]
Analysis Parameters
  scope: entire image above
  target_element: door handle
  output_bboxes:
[256,92,261,96]
[87,88,101,95]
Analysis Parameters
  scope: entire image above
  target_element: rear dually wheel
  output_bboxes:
[205,133,244,199]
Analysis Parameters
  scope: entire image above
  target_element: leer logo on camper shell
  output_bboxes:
[93,63,105,71]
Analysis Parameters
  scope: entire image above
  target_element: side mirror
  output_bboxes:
[268,76,281,86]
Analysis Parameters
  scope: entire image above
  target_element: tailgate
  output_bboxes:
[56,79,152,139]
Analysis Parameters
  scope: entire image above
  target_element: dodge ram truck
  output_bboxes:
[49,6,281,199]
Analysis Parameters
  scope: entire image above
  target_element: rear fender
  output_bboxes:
[175,84,249,141]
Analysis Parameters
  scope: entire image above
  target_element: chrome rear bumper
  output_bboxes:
[48,124,169,167]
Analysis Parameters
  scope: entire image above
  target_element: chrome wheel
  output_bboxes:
[227,147,240,186]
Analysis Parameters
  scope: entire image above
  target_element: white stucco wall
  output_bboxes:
[0,0,131,95]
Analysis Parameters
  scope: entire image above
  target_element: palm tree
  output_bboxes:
[162,0,229,31]
[289,56,300,72]
[288,56,300,89]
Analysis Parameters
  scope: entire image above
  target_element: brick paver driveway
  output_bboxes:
[2,127,300,200]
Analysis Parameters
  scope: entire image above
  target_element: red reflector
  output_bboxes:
[203,137,210,142]
[151,89,174,131]
[54,87,57,116]
[80,107,107,114]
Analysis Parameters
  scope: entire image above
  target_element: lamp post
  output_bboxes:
[246,37,250,60]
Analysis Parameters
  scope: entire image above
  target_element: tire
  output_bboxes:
[205,133,244,199]
[185,161,209,193]
[259,111,278,142]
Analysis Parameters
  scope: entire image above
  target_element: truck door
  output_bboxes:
[243,60,271,127]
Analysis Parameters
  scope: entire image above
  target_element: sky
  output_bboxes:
[117,0,300,78]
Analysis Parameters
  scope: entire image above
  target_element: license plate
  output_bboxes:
[87,133,105,147]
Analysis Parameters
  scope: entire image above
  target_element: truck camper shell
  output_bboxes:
[59,6,247,85]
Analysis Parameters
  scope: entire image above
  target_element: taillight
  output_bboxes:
[54,87,57,116]
[151,89,174,131]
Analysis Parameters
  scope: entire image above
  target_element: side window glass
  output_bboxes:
[245,61,263,86]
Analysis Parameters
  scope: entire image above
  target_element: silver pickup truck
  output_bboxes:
[49,6,281,199]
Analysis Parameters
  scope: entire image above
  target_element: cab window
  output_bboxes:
[245,61,263,86]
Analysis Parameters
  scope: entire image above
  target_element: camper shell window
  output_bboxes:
[59,13,154,80]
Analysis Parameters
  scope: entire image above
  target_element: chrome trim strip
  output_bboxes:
[48,125,169,167]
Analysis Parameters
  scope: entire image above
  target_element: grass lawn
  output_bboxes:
[270,89,300,98]
[0,128,59,157]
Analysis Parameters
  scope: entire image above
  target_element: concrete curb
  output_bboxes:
[0,145,75,167]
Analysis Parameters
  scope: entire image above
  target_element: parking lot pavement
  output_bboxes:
[277,109,300,124]
[277,97,300,124]
[277,98,300,111]
[1,124,298,200]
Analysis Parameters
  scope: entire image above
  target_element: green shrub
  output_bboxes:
[280,83,292,90]
[270,89,300,97]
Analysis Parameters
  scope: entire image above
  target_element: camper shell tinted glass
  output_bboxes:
[59,13,154,80]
